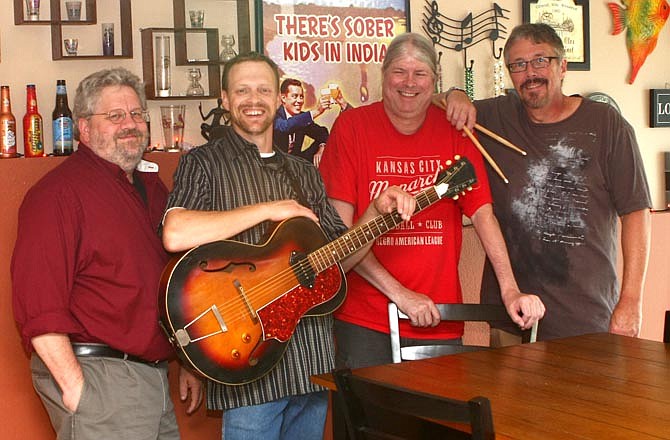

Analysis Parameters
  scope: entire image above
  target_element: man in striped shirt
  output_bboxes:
[161,52,415,440]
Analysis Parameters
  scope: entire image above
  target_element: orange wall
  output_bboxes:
[1,155,668,439]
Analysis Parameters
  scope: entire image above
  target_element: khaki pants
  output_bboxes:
[31,354,179,440]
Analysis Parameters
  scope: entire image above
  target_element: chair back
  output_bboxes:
[333,367,495,440]
[389,303,538,363]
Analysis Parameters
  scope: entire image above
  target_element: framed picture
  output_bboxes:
[649,89,670,128]
[522,0,590,71]
[254,0,410,131]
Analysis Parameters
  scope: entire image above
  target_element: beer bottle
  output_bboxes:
[52,80,73,156]
[0,86,17,158]
[23,84,44,157]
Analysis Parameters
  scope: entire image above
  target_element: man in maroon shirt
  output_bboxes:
[11,68,201,439]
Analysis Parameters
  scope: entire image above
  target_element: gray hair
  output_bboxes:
[73,67,146,140]
[382,32,437,79]
[503,23,565,63]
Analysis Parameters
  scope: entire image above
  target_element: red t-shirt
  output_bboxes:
[320,103,492,339]
[11,145,173,361]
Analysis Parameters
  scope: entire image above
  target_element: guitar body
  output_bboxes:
[160,217,346,385]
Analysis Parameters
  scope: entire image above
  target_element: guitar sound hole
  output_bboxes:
[199,260,256,273]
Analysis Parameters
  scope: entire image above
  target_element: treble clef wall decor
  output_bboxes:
[422,1,510,99]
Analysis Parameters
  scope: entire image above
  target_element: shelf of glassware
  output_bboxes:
[141,27,221,101]
[51,0,131,60]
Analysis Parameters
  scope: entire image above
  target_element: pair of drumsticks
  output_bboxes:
[462,124,525,184]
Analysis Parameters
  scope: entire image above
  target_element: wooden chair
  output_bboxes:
[333,367,495,440]
[389,303,538,363]
[664,310,669,343]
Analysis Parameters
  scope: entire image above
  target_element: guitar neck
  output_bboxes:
[309,185,442,273]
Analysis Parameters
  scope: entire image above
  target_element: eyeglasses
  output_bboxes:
[507,56,559,73]
[88,108,150,124]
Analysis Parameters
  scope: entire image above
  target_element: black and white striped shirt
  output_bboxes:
[166,127,347,410]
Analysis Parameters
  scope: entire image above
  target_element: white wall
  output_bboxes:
[0,0,668,208]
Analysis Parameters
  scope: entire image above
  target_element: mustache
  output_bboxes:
[114,128,144,140]
[521,78,548,89]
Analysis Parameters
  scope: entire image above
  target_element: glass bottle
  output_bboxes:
[52,80,73,156]
[0,86,17,158]
[23,84,44,158]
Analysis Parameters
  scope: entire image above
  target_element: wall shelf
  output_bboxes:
[141,27,221,100]
[13,0,132,60]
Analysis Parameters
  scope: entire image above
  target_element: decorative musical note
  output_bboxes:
[455,13,474,51]
[421,1,510,54]
[424,0,443,46]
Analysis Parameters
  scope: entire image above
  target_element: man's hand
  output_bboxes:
[394,288,441,327]
[265,200,319,224]
[432,89,477,132]
[179,367,203,414]
[501,290,545,330]
[609,294,642,337]
[372,186,416,221]
[313,144,325,168]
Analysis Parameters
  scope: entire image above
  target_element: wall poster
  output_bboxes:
[255,0,410,134]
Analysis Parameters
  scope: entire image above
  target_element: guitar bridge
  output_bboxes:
[174,304,228,347]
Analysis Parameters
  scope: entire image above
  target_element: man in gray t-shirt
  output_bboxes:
[443,23,651,343]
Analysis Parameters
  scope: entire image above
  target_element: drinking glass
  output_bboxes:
[64,38,78,56]
[65,1,82,20]
[219,34,237,62]
[102,23,114,56]
[329,84,340,104]
[186,68,205,96]
[161,105,186,152]
[25,0,40,20]
[189,10,204,28]
[155,35,171,97]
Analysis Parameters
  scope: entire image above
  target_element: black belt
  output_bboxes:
[72,343,164,367]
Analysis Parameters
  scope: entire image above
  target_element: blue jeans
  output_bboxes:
[222,391,327,440]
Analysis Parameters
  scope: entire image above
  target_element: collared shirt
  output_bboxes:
[166,128,347,410]
[12,144,173,361]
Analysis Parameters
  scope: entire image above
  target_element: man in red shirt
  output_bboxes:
[11,68,201,439]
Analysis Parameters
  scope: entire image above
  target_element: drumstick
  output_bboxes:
[474,123,527,156]
[462,126,509,184]
[433,92,524,155]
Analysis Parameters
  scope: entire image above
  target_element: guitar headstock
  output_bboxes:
[434,156,477,200]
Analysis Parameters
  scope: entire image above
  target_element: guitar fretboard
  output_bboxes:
[308,185,443,273]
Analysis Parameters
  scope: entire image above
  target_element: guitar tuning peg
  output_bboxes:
[446,160,452,166]
[467,186,473,191]
[461,191,466,196]
[454,154,461,160]
[452,195,459,200]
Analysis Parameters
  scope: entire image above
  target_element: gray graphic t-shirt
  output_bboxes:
[476,95,650,339]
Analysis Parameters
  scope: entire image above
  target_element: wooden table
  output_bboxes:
[312,333,670,439]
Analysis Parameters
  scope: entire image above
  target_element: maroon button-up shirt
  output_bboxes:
[12,144,173,361]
